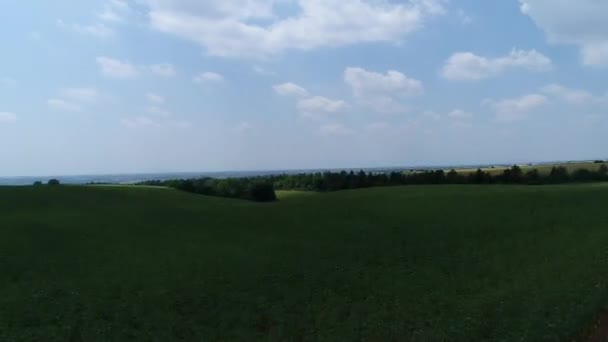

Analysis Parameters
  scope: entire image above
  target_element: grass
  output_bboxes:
[1,184,608,341]
[453,161,604,176]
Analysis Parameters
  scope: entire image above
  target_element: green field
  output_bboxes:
[454,161,604,176]
[2,185,608,341]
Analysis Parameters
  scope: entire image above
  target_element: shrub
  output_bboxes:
[47,179,61,186]
[248,182,277,202]
[33,181,43,186]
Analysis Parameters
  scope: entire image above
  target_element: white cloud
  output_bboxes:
[97,57,138,78]
[447,109,473,119]
[457,9,472,25]
[47,99,82,112]
[57,19,114,38]
[149,63,176,77]
[298,96,348,118]
[540,84,598,105]
[273,82,309,97]
[520,0,608,67]
[319,123,356,136]
[146,93,165,104]
[483,94,547,122]
[146,0,446,58]
[344,67,423,112]
[193,72,225,83]
[442,49,552,81]
[99,0,132,22]
[0,112,17,123]
[62,87,99,103]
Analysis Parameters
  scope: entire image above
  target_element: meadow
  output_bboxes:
[453,161,605,176]
[1,184,608,341]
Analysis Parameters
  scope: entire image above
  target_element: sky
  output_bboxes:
[1,0,607,177]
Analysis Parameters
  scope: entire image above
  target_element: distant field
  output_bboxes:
[454,161,605,176]
[2,185,608,340]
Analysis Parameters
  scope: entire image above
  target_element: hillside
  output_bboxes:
[1,185,608,340]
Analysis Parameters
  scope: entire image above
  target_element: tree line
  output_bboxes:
[137,164,608,202]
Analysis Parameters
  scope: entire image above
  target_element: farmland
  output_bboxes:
[1,184,608,340]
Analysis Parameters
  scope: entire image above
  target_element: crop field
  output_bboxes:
[1,184,608,341]
[454,161,605,176]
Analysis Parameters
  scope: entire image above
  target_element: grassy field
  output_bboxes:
[453,161,604,176]
[2,185,608,341]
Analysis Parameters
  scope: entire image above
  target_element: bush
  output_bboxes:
[248,182,277,202]
[33,181,43,186]
[47,179,61,186]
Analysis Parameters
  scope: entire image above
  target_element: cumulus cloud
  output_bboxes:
[99,0,132,22]
[57,19,115,38]
[0,112,17,123]
[442,49,552,81]
[344,67,423,112]
[520,0,608,67]
[97,57,173,78]
[298,96,348,119]
[97,57,138,78]
[273,82,309,97]
[483,94,547,122]
[540,84,598,105]
[145,0,446,58]
[193,72,225,83]
[47,99,82,112]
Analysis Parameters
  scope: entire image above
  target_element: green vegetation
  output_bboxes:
[140,164,608,201]
[2,184,608,340]
[140,178,277,202]
[454,161,606,176]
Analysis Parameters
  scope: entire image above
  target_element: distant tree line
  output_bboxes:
[33,179,61,186]
[138,178,277,202]
[137,164,608,201]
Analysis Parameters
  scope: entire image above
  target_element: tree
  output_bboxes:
[549,166,570,184]
[525,169,541,184]
[33,181,43,186]
[572,169,593,182]
[501,165,523,184]
[249,182,277,202]
[47,179,61,186]
[447,169,460,183]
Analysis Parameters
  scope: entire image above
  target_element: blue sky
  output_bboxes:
[1,0,607,176]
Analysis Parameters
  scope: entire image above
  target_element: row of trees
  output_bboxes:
[268,165,608,191]
[139,164,608,201]
[138,178,277,202]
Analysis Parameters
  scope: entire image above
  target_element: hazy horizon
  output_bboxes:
[1,0,606,177]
